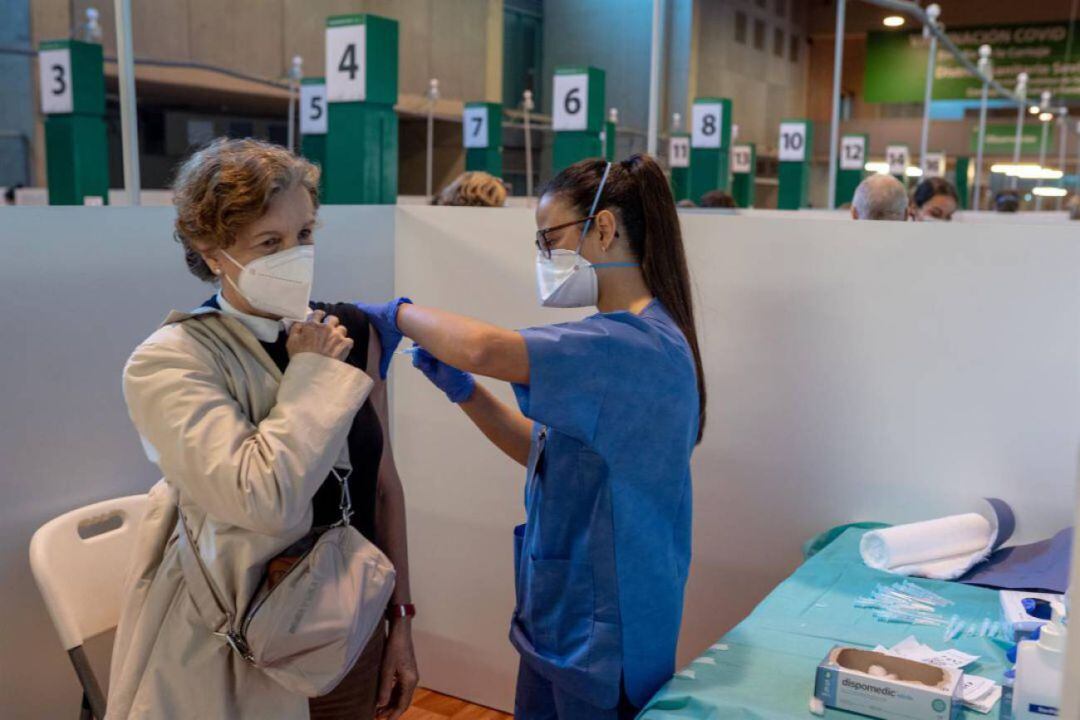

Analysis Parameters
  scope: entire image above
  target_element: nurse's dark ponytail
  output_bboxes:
[542,154,707,443]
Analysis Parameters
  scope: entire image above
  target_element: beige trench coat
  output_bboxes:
[106,308,374,719]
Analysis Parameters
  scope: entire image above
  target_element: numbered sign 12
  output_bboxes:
[300,83,328,135]
[669,136,690,168]
[778,122,808,162]
[840,135,866,171]
[39,47,73,114]
[923,152,946,178]
[326,20,366,102]
[732,145,753,174]
[552,73,588,131]
[463,105,489,148]
[692,102,723,149]
[886,145,909,176]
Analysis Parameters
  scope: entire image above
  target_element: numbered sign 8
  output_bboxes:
[732,145,753,174]
[839,136,866,171]
[300,84,328,135]
[463,106,489,149]
[552,73,588,131]
[669,136,690,168]
[39,48,73,114]
[886,145,909,176]
[778,122,808,162]
[691,103,723,148]
[923,152,946,178]
[326,22,366,102]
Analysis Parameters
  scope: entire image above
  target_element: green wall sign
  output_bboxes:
[865,23,1080,102]
[970,123,1054,154]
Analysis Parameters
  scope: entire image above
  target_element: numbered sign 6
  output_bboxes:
[463,105,489,148]
[840,136,866,171]
[886,145,909,176]
[300,83,328,135]
[552,73,588,131]
[39,47,73,114]
[326,22,366,102]
[692,103,723,148]
[778,122,808,162]
[732,145,753,174]
[669,136,690,168]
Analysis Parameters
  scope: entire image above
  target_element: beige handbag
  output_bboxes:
[176,469,396,697]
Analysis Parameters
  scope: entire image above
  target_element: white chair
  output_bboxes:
[29,494,149,720]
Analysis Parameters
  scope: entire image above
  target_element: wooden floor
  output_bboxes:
[401,688,513,720]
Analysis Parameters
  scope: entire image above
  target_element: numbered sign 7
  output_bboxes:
[553,73,588,131]
[778,122,807,162]
[39,47,73,114]
[326,22,366,102]
[463,106,489,148]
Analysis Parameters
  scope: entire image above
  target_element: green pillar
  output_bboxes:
[689,97,733,203]
[731,143,756,208]
[39,39,108,205]
[954,156,971,208]
[299,77,327,196]
[551,66,605,172]
[668,133,690,201]
[835,133,868,208]
[777,119,813,209]
[323,14,398,204]
[886,144,910,184]
[463,101,503,177]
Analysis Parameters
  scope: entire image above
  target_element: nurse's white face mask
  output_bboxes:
[536,162,638,309]
[221,244,315,320]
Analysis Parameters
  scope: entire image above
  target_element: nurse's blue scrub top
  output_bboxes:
[510,299,698,709]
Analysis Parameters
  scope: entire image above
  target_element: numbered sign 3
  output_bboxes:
[553,73,588,131]
[669,136,690,168]
[326,22,366,102]
[840,136,866,171]
[300,83,328,135]
[778,122,808,162]
[732,145,753,174]
[39,48,73,114]
[692,103,723,148]
[886,145,909,176]
[463,105,489,149]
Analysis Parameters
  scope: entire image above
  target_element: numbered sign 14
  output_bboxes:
[886,145,909,176]
[326,22,366,102]
[552,73,588,131]
[39,48,73,114]
[669,136,690,168]
[923,152,946,178]
[778,122,807,162]
[300,84,328,135]
[691,103,723,148]
[732,145,753,174]
[463,106,489,148]
[840,136,866,171]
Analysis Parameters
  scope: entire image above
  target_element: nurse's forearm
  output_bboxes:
[459,385,532,467]
[397,304,529,384]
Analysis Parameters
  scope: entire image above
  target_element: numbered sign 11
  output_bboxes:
[839,134,866,171]
[923,152,946,178]
[325,14,398,106]
[886,144,910,176]
[778,121,809,162]
[552,66,604,133]
[669,136,690,168]
[300,80,328,135]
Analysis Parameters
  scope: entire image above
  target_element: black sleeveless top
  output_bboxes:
[203,297,383,540]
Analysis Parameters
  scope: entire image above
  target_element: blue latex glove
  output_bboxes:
[411,346,476,404]
[355,297,412,379]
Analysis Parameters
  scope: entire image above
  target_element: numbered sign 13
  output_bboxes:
[326,22,366,102]
[552,73,588,131]
[39,48,73,114]
[300,84,328,135]
[778,122,807,162]
[732,145,753,174]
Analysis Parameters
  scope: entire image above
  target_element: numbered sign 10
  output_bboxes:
[778,122,808,162]
[886,145,909,176]
[691,102,723,149]
[39,47,73,114]
[463,105,490,148]
[552,72,589,131]
[300,82,328,135]
[669,136,690,168]
[839,135,866,171]
[326,19,367,102]
[732,145,753,174]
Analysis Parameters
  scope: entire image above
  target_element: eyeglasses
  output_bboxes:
[534,216,598,259]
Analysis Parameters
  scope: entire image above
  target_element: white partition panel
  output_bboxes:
[0,206,394,720]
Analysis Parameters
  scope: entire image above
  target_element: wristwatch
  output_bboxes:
[386,603,416,621]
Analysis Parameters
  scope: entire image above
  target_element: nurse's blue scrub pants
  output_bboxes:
[514,661,639,720]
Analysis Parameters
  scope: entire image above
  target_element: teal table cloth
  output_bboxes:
[640,528,1008,719]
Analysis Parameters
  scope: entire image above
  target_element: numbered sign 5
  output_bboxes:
[463,106,489,149]
[778,122,808,162]
[300,84,328,135]
[840,136,866,171]
[732,145,753,174]
[923,152,946,178]
[886,145,909,176]
[326,23,366,102]
[692,103,723,148]
[669,136,690,168]
[39,48,73,114]
[552,73,588,131]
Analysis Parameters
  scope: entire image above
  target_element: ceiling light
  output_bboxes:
[905,166,923,177]
[1039,112,1054,122]
[883,15,905,27]
[1030,105,1041,115]
[864,162,890,174]
[1032,187,1067,197]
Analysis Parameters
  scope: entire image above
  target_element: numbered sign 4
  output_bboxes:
[886,145,909,176]
[39,48,73,114]
[553,73,588,131]
[732,145,753,174]
[778,122,808,162]
[300,83,328,135]
[692,103,723,148]
[326,22,366,102]
[669,136,690,168]
[840,136,866,171]
[463,106,489,149]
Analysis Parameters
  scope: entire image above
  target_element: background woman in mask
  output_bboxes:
[910,177,959,221]
[109,138,417,720]
[360,154,705,719]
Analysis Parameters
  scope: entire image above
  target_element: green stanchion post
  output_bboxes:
[551,66,605,172]
[299,77,327,196]
[777,119,813,209]
[669,132,690,201]
[688,97,733,203]
[463,101,503,177]
[954,156,971,208]
[39,39,108,205]
[835,133,868,208]
[323,14,398,204]
[731,143,756,207]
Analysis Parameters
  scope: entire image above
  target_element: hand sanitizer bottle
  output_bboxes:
[1012,601,1066,719]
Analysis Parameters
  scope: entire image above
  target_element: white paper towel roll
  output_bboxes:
[860,512,998,580]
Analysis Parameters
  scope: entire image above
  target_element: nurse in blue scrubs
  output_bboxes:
[360,154,706,719]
